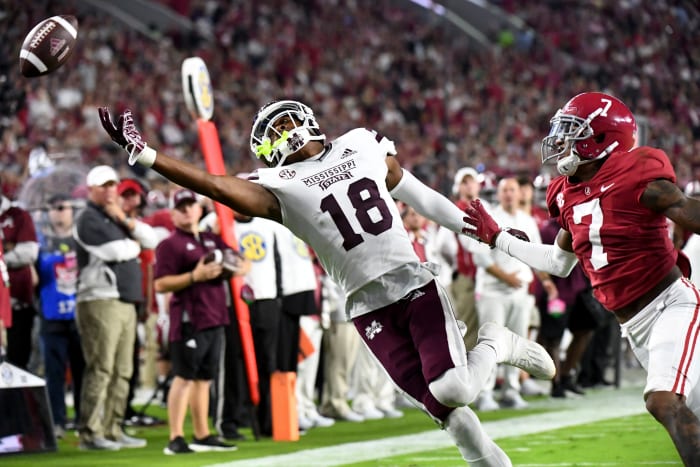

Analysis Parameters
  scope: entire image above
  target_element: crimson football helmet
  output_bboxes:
[541,92,637,176]
[250,100,325,167]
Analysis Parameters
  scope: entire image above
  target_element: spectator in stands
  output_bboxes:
[116,178,156,425]
[154,188,246,455]
[319,273,365,423]
[450,167,484,351]
[275,228,335,430]
[36,193,84,439]
[230,208,284,437]
[0,193,39,370]
[536,217,601,398]
[472,177,555,411]
[74,165,157,451]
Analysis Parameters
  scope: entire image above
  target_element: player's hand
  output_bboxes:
[462,199,502,247]
[98,107,155,167]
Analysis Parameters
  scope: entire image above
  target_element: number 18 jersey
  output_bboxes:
[252,128,423,311]
[546,147,677,311]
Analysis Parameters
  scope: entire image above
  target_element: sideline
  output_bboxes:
[208,386,646,467]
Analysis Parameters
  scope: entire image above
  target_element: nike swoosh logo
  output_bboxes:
[600,183,615,192]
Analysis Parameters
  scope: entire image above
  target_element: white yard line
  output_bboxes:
[207,387,647,467]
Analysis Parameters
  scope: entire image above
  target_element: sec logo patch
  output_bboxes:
[240,232,268,261]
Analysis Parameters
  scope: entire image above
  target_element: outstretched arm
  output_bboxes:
[386,157,471,235]
[98,107,282,222]
[464,199,579,277]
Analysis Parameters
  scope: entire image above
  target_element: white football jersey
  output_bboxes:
[253,128,428,317]
[276,225,317,296]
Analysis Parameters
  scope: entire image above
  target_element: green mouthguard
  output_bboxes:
[256,131,289,157]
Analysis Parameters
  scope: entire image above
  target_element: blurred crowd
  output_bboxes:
[1,0,698,201]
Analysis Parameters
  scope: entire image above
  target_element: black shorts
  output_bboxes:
[281,290,318,316]
[170,324,224,380]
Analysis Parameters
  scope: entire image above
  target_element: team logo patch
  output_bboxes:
[584,186,591,195]
[365,320,383,340]
[287,133,305,153]
[556,192,565,208]
[279,169,296,179]
[302,160,356,190]
[240,232,267,261]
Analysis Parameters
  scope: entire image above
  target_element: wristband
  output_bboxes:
[127,144,157,168]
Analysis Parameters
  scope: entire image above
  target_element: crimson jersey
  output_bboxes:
[546,147,676,311]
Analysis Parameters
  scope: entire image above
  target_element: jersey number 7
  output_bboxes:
[573,198,609,270]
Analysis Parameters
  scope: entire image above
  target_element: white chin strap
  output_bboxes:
[556,141,620,176]
[556,153,582,176]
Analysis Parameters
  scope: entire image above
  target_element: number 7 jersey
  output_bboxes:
[251,128,421,298]
[546,146,677,311]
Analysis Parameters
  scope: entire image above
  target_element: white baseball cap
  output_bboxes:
[452,167,479,195]
[86,165,119,187]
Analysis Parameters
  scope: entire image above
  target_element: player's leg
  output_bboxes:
[352,281,511,466]
[445,406,512,467]
[627,279,700,465]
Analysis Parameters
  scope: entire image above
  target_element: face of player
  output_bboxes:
[171,201,202,232]
[270,113,321,164]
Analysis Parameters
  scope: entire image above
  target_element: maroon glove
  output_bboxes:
[98,107,145,153]
[463,200,531,247]
[462,199,501,246]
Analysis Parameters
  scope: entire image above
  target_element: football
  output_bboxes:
[19,15,78,78]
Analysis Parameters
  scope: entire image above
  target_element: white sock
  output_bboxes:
[465,343,499,391]
[444,407,512,467]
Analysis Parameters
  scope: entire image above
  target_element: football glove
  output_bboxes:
[98,107,156,167]
[462,199,531,247]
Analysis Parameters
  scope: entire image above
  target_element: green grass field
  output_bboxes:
[0,386,682,466]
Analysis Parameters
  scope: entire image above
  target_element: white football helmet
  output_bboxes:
[250,100,325,167]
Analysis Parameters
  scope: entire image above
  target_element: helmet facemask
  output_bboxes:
[541,107,618,176]
[250,100,325,167]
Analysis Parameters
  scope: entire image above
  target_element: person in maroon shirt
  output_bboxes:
[466,92,700,465]
[154,188,248,455]
[0,194,39,369]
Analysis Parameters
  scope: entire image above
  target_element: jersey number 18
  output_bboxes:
[320,177,392,251]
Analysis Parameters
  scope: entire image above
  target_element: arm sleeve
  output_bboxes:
[131,220,158,249]
[390,169,467,235]
[4,241,39,268]
[494,231,579,277]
